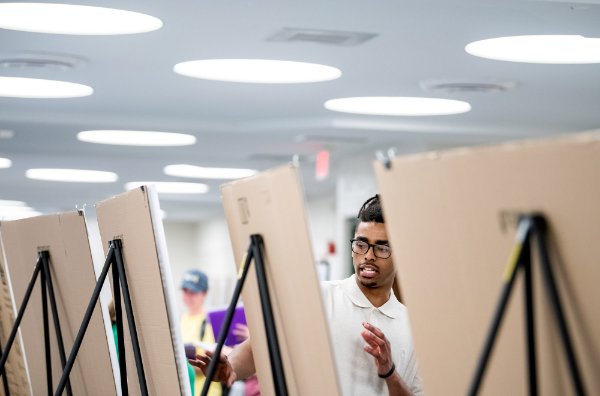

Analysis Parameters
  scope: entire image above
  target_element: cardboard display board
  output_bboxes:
[221,164,341,396]
[375,132,600,395]
[0,245,30,396]
[0,212,116,395]
[95,186,189,396]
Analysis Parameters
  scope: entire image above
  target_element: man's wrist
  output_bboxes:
[378,362,396,379]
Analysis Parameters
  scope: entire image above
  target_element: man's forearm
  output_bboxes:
[386,372,413,396]
[227,339,256,380]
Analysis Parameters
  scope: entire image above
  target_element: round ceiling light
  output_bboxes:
[324,97,471,116]
[125,181,209,194]
[26,168,118,182]
[0,207,41,220]
[0,76,93,98]
[78,130,197,146]
[0,200,27,207]
[164,164,257,179]
[465,35,600,64]
[0,3,162,35]
[0,157,13,168]
[174,59,342,83]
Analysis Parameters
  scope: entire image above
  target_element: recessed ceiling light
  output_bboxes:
[0,203,40,220]
[164,164,257,179]
[173,59,342,83]
[77,130,197,146]
[0,3,162,35]
[0,157,12,168]
[465,35,600,64]
[324,97,471,116]
[0,208,41,220]
[124,181,209,194]
[26,168,118,182]
[0,200,26,207]
[0,77,93,98]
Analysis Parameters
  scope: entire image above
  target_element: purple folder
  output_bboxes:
[208,306,247,346]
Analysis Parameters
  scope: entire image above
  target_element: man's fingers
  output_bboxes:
[205,350,228,362]
[361,329,386,348]
[362,322,386,339]
[187,358,206,368]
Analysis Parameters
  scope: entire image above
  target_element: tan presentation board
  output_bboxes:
[0,211,116,395]
[95,186,189,396]
[221,164,341,396]
[375,132,600,395]
[0,244,30,396]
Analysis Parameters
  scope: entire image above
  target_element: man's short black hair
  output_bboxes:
[357,194,384,223]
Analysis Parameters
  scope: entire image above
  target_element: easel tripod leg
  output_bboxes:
[522,241,538,396]
[41,252,72,396]
[54,247,115,396]
[251,235,288,396]
[534,222,586,396]
[41,259,52,395]
[112,249,128,396]
[468,218,533,396]
[201,248,253,396]
[113,240,148,396]
[0,260,42,374]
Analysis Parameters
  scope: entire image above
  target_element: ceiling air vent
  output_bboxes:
[0,52,86,71]
[421,79,516,94]
[267,27,377,47]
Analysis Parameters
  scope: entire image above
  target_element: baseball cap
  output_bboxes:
[181,269,208,293]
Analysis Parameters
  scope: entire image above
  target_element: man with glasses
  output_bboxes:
[190,195,422,395]
[319,194,421,395]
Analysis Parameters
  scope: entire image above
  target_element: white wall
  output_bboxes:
[333,154,379,280]
[162,222,199,315]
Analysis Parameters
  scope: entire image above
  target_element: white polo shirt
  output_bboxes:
[321,275,422,396]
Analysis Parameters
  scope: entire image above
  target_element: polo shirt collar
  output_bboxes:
[342,274,402,319]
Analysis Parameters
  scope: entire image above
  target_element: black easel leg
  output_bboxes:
[54,247,115,396]
[41,252,72,396]
[534,219,586,396]
[0,341,11,396]
[468,218,533,396]
[0,260,42,373]
[112,249,128,396]
[201,245,254,396]
[41,261,53,395]
[113,240,148,396]
[522,240,538,396]
[251,234,288,396]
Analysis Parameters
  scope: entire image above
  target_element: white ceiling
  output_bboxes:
[1,0,599,221]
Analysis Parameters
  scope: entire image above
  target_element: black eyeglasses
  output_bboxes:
[350,239,391,259]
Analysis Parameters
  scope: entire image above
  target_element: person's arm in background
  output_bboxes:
[188,338,256,387]
[361,322,413,396]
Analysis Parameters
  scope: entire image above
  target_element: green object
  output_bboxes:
[187,362,196,395]
[112,323,119,360]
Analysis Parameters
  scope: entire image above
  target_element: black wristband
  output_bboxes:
[378,362,396,379]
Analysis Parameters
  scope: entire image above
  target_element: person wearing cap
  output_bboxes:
[180,269,222,396]
[189,195,422,396]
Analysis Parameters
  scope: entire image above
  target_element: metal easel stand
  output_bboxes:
[0,339,9,396]
[468,215,586,396]
[201,234,288,396]
[0,251,72,396]
[54,239,148,396]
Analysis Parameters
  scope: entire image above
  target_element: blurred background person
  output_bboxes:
[180,269,222,396]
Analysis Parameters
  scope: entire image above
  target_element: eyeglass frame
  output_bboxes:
[350,239,392,259]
